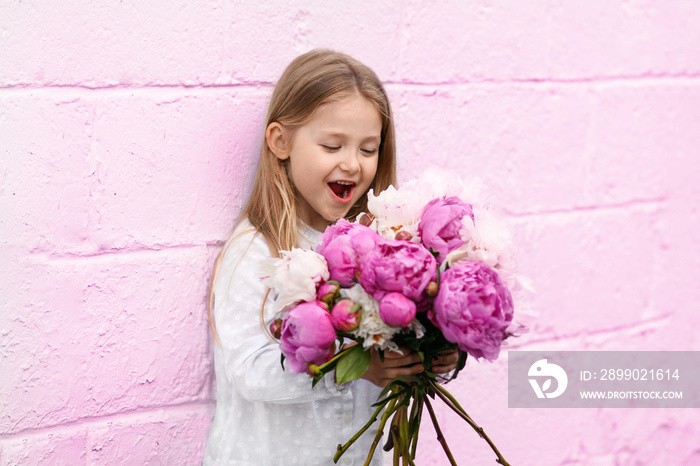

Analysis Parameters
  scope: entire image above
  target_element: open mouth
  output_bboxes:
[328,181,356,202]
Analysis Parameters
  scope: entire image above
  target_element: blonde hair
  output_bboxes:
[209,49,397,344]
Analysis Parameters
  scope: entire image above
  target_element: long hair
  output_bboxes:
[209,49,397,344]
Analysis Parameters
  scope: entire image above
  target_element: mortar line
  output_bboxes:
[1,73,699,94]
[385,73,700,87]
[0,399,214,441]
[26,240,226,262]
[0,84,274,98]
[506,313,673,350]
[0,81,274,91]
[505,196,667,219]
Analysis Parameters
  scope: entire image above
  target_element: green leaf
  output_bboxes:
[335,345,371,384]
[311,372,324,388]
[372,387,411,407]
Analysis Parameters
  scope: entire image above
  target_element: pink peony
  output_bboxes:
[431,261,513,361]
[418,196,474,263]
[317,218,362,246]
[279,301,337,373]
[317,219,383,287]
[378,292,417,327]
[359,240,437,301]
[330,298,362,332]
[349,229,383,256]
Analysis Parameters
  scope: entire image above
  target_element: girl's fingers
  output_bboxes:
[431,349,460,374]
[363,348,425,387]
[432,350,459,365]
[432,364,456,374]
[366,348,463,386]
[386,362,424,381]
[382,348,422,368]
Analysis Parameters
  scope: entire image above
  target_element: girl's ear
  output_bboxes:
[266,122,290,160]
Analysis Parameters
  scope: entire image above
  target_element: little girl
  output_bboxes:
[204,49,458,465]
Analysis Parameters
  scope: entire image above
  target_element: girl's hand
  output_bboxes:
[430,349,460,375]
[361,346,424,388]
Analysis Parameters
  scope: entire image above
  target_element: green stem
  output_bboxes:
[427,379,511,466]
[392,396,417,466]
[362,396,400,466]
[390,409,401,465]
[392,429,400,466]
[424,396,457,466]
[396,402,410,461]
[408,388,423,459]
[316,346,352,373]
[334,395,393,463]
[427,377,474,423]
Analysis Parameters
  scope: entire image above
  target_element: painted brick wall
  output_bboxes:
[2,1,699,465]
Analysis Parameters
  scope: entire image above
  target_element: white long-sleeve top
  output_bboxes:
[203,220,383,466]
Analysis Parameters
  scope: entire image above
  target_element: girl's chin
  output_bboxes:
[324,207,355,225]
[325,212,348,225]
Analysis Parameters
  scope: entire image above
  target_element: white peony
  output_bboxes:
[366,185,423,240]
[259,249,329,314]
[367,169,489,241]
[446,204,515,275]
[504,275,537,338]
[413,167,487,204]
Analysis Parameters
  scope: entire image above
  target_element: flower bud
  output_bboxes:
[317,281,341,305]
[269,319,283,339]
[425,281,439,297]
[358,212,375,227]
[331,298,362,332]
[394,230,413,241]
[306,364,321,376]
[378,292,417,327]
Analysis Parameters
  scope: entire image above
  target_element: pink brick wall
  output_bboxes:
[2,2,699,464]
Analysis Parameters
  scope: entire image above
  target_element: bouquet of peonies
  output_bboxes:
[260,173,530,466]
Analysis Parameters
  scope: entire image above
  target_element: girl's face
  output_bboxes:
[276,94,382,231]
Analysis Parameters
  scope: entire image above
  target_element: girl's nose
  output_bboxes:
[339,148,361,174]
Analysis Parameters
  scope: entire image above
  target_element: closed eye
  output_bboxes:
[321,145,340,152]
[361,148,378,155]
